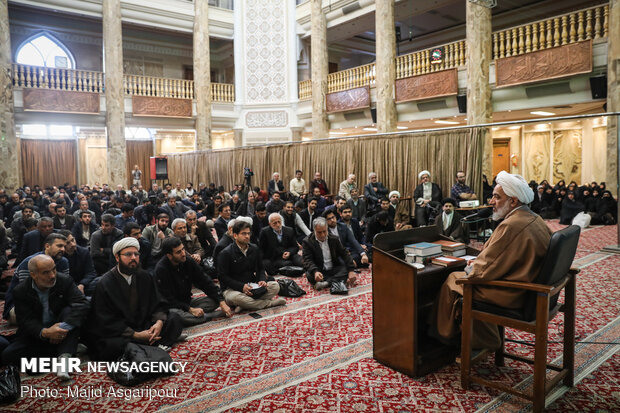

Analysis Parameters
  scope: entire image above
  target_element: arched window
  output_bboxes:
[16,33,75,69]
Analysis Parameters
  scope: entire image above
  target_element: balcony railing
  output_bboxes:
[11,64,235,103]
[12,64,104,93]
[492,3,608,59]
[299,3,609,100]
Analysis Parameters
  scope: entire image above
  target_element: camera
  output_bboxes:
[244,167,254,177]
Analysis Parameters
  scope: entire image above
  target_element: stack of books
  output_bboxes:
[404,242,443,264]
[431,255,467,267]
[434,240,467,257]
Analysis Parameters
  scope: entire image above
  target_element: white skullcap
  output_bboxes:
[496,171,534,204]
[418,170,431,179]
[112,237,140,256]
[388,190,401,199]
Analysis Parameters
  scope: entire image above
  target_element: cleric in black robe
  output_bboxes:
[86,237,182,361]
[559,191,584,225]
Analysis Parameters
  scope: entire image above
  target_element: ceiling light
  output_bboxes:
[509,125,521,129]
[363,127,378,131]
[530,111,555,116]
[434,120,459,125]
[397,126,408,130]
[329,132,347,135]
[491,127,499,131]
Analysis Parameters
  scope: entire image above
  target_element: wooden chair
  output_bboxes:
[458,225,581,412]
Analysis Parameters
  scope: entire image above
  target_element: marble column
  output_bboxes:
[466,0,493,179]
[311,0,329,139]
[194,0,212,151]
[606,0,619,198]
[103,0,127,187]
[0,0,20,191]
[375,0,397,133]
[291,127,303,142]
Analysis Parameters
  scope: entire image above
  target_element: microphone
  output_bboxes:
[461,207,493,222]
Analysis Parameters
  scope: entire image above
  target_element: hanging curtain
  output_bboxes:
[20,139,77,188]
[126,140,153,188]
[166,127,484,198]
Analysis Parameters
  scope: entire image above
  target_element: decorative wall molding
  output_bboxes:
[495,40,592,88]
[326,86,370,113]
[23,89,100,114]
[132,96,192,118]
[243,0,289,104]
[245,110,288,128]
[395,68,458,103]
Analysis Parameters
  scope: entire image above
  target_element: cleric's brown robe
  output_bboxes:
[434,206,552,349]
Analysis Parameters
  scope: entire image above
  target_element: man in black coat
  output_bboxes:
[86,237,183,361]
[90,214,124,275]
[323,210,368,268]
[214,204,232,239]
[434,198,467,243]
[259,213,303,275]
[61,230,98,296]
[364,172,389,213]
[217,220,285,311]
[2,254,90,380]
[155,237,232,326]
[52,204,76,230]
[18,217,55,265]
[302,217,356,292]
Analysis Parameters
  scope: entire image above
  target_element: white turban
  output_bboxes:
[418,170,431,180]
[112,237,140,256]
[496,171,534,204]
[388,191,401,199]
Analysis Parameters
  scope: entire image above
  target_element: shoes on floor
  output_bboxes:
[177,334,188,342]
[269,297,287,307]
[315,281,329,291]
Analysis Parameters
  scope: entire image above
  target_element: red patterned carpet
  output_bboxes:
[1,222,619,412]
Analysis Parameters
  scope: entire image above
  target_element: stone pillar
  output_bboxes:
[466,0,493,178]
[311,0,329,139]
[103,0,127,187]
[0,0,20,191]
[291,127,303,142]
[194,0,212,151]
[375,0,397,133]
[233,128,243,147]
[607,0,619,198]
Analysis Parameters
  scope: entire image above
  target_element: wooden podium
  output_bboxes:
[372,226,476,377]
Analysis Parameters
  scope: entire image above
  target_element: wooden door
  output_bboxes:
[493,138,511,178]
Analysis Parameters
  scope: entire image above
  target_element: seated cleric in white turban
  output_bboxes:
[430,170,553,351]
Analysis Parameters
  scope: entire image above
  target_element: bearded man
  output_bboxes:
[431,171,552,350]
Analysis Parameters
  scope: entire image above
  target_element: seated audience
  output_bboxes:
[72,210,98,248]
[347,188,367,223]
[18,216,55,265]
[434,198,467,243]
[61,230,98,296]
[228,193,243,217]
[1,254,89,380]
[142,213,173,260]
[114,203,136,229]
[185,210,216,257]
[302,217,356,292]
[268,172,285,198]
[90,214,124,275]
[298,196,318,230]
[259,213,303,276]
[323,210,368,268]
[338,174,357,201]
[86,238,183,360]
[590,190,617,225]
[338,205,365,248]
[324,196,346,220]
[388,191,412,230]
[213,218,237,265]
[279,200,311,242]
[4,233,71,324]
[450,171,477,201]
[171,218,204,263]
[217,220,286,311]
[123,222,153,272]
[413,170,442,226]
[309,171,329,196]
[53,204,76,230]
[266,191,285,214]
[311,187,327,215]
[560,191,585,225]
[214,204,233,239]
[251,203,269,244]
[237,191,257,217]
[155,237,232,326]
[289,170,307,200]
[161,196,189,221]
[365,210,394,246]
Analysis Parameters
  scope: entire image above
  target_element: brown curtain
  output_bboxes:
[167,127,484,199]
[20,139,77,188]
[126,140,153,188]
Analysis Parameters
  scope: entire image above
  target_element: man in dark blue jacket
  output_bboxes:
[60,230,98,296]
[323,210,368,268]
[17,217,55,265]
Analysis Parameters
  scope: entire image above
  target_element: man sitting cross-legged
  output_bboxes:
[155,237,232,326]
[259,213,303,276]
[302,217,356,293]
[2,254,90,380]
[86,238,183,360]
[322,209,369,268]
[217,220,286,311]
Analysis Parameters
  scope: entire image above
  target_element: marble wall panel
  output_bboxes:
[496,41,592,88]
[592,126,607,183]
[395,69,458,103]
[325,86,370,113]
[524,132,551,183]
[86,146,108,186]
[23,89,100,114]
[132,96,192,118]
[553,129,582,184]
